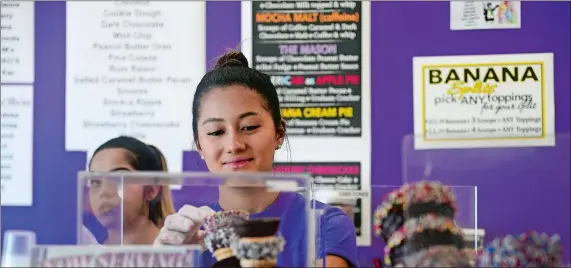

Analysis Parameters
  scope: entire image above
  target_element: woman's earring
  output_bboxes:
[276,144,282,150]
[200,155,204,160]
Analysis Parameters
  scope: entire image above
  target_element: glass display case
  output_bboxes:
[77,171,315,267]
[368,185,477,263]
[370,185,477,239]
[401,133,570,264]
[314,184,477,267]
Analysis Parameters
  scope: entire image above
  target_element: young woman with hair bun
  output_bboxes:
[154,50,359,267]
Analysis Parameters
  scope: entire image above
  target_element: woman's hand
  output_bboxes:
[153,205,215,247]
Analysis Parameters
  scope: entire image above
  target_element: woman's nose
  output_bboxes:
[225,132,246,154]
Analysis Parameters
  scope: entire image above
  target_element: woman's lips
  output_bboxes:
[223,158,253,169]
[98,203,119,215]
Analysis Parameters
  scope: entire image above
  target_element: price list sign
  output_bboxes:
[413,53,555,149]
[252,1,362,137]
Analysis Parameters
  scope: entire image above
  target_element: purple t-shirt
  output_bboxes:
[199,192,359,267]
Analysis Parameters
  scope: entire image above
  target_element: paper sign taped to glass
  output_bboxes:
[30,245,201,267]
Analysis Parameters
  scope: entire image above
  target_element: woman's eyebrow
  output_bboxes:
[201,111,259,125]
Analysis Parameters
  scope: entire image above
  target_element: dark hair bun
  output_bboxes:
[215,50,249,69]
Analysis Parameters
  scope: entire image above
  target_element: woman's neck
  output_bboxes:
[218,186,280,214]
[105,218,159,245]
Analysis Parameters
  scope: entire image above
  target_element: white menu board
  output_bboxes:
[65,1,206,169]
[1,1,35,206]
[1,85,34,206]
[0,1,35,83]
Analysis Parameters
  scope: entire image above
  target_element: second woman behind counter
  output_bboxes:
[87,136,175,245]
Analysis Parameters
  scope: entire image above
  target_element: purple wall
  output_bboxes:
[1,1,569,266]
[369,2,570,265]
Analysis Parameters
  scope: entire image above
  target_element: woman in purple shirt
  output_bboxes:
[154,50,359,267]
